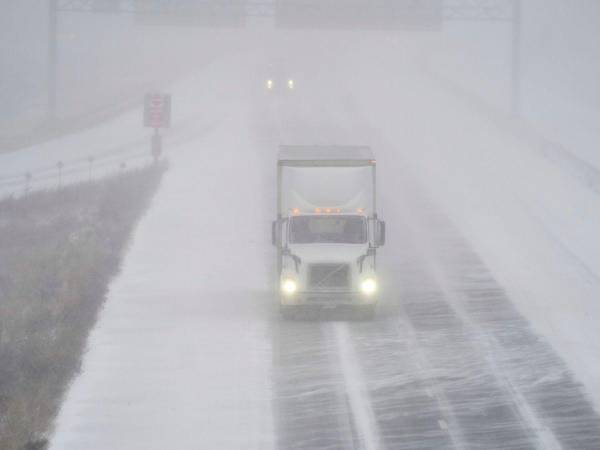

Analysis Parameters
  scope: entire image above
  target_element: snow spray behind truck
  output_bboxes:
[272,146,386,319]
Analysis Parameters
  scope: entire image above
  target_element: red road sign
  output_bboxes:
[144,93,171,128]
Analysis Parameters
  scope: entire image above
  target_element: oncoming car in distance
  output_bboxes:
[264,60,297,94]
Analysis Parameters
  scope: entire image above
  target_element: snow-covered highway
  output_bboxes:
[38,32,600,449]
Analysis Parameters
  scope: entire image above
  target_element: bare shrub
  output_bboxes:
[0,163,166,449]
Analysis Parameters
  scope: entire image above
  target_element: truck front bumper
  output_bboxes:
[280,291,376,307]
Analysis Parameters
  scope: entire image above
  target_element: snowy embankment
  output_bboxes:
[48,48,275,449]
[338,35,600,409]
[0,108,152,198]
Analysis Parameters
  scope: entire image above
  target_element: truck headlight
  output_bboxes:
[281,278,297,295]
[360,278,377,296]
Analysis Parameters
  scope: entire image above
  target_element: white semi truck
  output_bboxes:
[272,146,385,319]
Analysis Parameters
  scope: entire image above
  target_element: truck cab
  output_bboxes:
[272,146,385,319]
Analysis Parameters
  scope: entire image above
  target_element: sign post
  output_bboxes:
[144,92,171,161]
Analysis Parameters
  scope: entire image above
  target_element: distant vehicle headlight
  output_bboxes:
[266,79,274,90]
[281,278,298,295]
[360,278,377,296]
[287,79,295,90]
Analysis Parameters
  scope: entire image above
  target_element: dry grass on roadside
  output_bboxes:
[0,162,166,450]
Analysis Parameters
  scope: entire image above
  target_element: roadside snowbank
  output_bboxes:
[49,49,275,450]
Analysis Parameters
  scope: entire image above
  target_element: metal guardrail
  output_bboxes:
[0,143,158,199]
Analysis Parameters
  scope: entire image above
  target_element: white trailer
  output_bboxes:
[272,145,385,319]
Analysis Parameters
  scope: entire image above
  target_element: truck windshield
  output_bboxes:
[289,215,367,244]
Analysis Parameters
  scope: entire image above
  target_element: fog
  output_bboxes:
[2,1,600,449]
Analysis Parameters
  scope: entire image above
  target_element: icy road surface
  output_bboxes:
[47,34,600,449]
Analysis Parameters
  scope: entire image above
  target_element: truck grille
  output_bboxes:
[308,264,351,290]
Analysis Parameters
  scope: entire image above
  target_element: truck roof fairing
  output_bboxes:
[278,145,375,167]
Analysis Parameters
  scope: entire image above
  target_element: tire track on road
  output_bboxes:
[271,319,357,450]
[396,182,600,449]
[347,308,458,450]
[333,323,384,450]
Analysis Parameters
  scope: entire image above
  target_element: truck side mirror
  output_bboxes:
[271,220,279,247]
[377,220,386,247]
